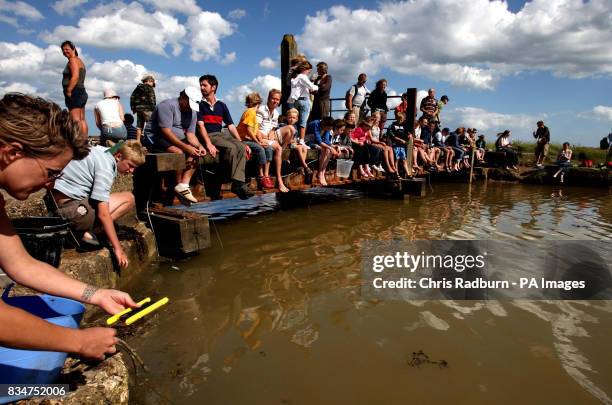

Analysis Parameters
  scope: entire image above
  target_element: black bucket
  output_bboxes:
[11,217,70,268]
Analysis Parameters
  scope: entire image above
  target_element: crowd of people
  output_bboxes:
[61,42,576,199]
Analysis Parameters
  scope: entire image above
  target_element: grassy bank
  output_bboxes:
[512,141,608,165]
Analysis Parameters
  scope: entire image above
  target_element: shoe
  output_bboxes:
[175,183,197,204]
[231,182,254,200]
[257,176,265,190]
[78,231,101,251]
[262,176,275,189]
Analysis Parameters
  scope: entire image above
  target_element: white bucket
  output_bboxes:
[336,159,354,178]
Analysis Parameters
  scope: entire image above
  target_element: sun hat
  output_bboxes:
[103,89,119,99]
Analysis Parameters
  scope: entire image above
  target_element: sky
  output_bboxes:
[0,0,610,146]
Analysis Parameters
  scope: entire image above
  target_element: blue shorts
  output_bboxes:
[394,146,407,160]
[64,87,88,109]
[294,99,311,129]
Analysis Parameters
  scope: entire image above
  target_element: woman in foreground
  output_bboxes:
[0,93,138,360]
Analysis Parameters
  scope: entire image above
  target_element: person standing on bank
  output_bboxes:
[130,74,156,131]
[94,89,126,145]
[533,120,550,168]
[0,93,138,360]
[61,40,88,138]
[197,74,253,200]
[310,62,332,121]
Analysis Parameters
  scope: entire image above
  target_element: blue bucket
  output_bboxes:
[0,285,85,403]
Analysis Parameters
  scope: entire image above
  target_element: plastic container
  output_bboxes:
[336,159,354,178]
[0,285,84,403]
[11,217,70,268]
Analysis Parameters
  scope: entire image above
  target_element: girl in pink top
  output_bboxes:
[351,120,376,178]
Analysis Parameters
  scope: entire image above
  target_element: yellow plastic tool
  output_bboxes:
[125,297,169,325]
[106,297,151,325]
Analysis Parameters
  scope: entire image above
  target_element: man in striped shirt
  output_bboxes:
[197,74,253,200]
[52,141,146,268]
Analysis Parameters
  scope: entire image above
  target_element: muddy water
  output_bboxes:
[129,183,612,404]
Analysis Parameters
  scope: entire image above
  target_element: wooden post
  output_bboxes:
[280,34,298,114]
[404,88,417,176]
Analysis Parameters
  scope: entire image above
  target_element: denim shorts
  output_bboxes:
[64,87,88,109]
[294,99,311,129]
[100,125,127,145]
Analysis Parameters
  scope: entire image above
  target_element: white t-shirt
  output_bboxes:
[371,126,380,142]
[256,104,279,135]
[349,84,369,107]
[95,98,123,126]
[289,74,318,102]
[414,126,421,139]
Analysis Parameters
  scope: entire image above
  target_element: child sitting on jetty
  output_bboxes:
[332,120,353,159]
[282,108,312,179]
[553,142,572,183]
[237,92,277,190]
[351,119,381,178]
[51,140,146,268]
[370,112,398,177]
[305,116,339,186]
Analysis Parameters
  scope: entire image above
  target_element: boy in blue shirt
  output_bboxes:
[305,116,338,186]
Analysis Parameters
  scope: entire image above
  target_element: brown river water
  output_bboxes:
[127,182,611,404]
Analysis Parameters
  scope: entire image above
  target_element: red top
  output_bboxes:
[351,126,371,144]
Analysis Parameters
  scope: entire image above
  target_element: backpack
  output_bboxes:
[600,136,610,150]
[345,85,358,109]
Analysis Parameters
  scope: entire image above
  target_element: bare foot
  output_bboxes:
[279,183,290,192]
[318,174,328,186]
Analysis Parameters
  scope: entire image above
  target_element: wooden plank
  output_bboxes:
[146,153,186,172]
[147,208,211,257]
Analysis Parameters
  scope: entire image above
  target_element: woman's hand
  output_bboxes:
[114,246,129,268]
[88,288,139,314]
[76,327,118,361]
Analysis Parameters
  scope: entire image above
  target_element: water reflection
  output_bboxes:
[131,183,611,404]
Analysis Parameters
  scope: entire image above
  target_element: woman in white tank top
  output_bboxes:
[94,89,127,145]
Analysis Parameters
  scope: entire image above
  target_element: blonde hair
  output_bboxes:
[245,92,262,108]
[109,140,146,166]
[0,93,89,160]
[286,108,299,118]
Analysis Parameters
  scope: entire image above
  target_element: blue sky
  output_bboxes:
[0,0,611,146]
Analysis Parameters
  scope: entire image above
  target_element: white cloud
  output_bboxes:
[443,107,542,141]
[52,0,89,16]
[42,2,186,57]
[223,75,281,118]
[580,105,612,121]
[228,8,246,20]
[259,57,277,69]
[141,0,201,16]
[298,0,612,89]
[0,81,37,94]
[187,11,234,62]
[219,52,236,65]
[0,40,200,112]
[0,0,43,26]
